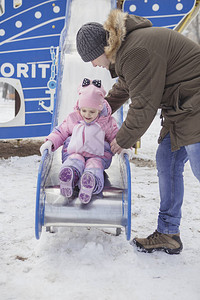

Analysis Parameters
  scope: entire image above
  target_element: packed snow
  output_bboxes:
[0,86,15,124]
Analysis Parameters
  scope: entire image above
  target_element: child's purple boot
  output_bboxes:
[79,172,96,204]
[59,167,79,197]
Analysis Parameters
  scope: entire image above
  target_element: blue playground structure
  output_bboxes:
[123,0,196,29]
[0,0,66,139]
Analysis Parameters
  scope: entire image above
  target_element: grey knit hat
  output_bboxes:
[76,22,107,62]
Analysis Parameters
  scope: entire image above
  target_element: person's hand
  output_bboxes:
[110,138,123,154]
[40,140,53,155]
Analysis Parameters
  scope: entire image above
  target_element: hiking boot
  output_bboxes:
[132,230,183,254]
[79,172,95,204]
[59,167,79,197]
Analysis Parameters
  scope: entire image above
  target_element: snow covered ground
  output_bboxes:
[0,97,15,123]
[1,111,200,300]
[0,84,16,123]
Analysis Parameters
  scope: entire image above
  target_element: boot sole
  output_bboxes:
[132,239,183,255]
[79,172,95,204]
[59,167,73,198]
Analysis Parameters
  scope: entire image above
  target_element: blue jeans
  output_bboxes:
[156,133,200,234]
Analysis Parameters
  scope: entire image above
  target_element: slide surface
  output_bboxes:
[35,0,131,240]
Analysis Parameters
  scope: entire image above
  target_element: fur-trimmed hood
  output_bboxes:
[103,9,152,63]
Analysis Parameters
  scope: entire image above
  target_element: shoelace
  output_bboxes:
[147,230,161,240]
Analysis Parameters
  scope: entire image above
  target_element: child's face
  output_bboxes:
[80,107,99,123]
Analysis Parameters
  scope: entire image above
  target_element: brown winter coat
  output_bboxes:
[104,10,200,151]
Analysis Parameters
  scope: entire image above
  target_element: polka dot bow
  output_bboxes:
[82,78,101,88]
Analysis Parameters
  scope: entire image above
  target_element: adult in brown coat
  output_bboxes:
[76,9,200,254]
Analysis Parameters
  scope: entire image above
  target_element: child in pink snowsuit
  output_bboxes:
[43,78,119,204]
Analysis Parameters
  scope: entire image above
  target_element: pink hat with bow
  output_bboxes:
[78,78,106,111]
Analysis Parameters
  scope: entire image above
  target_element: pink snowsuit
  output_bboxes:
[46,99,119,194]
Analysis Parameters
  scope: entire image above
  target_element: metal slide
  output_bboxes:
[35,0,132,241]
